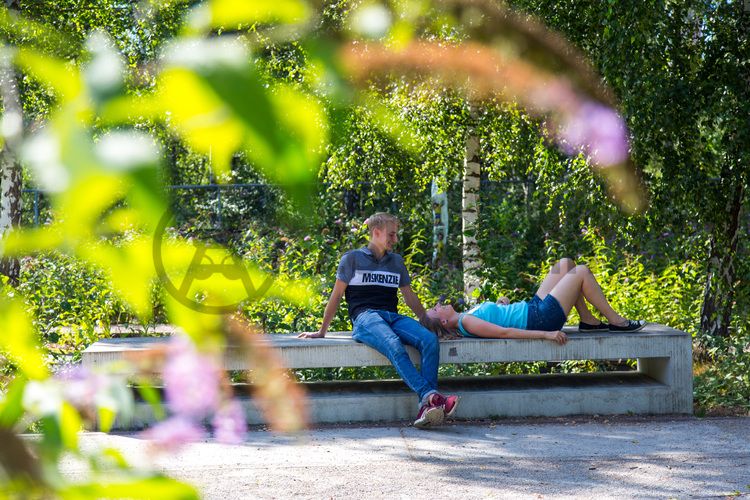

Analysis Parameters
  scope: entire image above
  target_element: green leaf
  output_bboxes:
[59,476,200,499]
[59,402,82,451]
[0,7,76,57]
[97,406,116,434]
[361,96,421,155]
[94,131,167,233]
[78,238,157,320]
[1,226,65,256]
[157,65,244,176]
[193,61,284,170]
[0,296,48,380]
[99,94,163,125]
[15,47,83,102]
[0,377,27,428]
[191,0,310,32]
[100,448,129,469]
[158,38,326,201]
[39,415,63,460]
[134,380,165,421]
[202,68,327,201]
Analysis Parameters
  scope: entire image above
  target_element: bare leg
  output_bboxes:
[548,265,627,326]
[536,259,600,324]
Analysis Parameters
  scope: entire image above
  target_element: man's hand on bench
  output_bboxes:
[297,330,326,339]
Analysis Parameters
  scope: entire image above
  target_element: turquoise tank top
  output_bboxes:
[457,301,529,337]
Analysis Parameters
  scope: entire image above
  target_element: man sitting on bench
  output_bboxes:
[298,212,458,428]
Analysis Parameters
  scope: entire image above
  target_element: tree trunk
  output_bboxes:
[462,114,482,299]
[0,154,22,286]
[0,50,23,286]
[700,180,744,337]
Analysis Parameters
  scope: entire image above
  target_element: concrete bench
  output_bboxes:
[82,323,693,428]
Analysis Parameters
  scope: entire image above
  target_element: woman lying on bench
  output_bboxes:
[420,258,645,344]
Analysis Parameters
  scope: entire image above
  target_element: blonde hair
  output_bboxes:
[365,212,400,235]
[420,314,460,340]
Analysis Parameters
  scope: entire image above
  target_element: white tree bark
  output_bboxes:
[462,124,482,299]
[0,156,15,233]
[0,52,23,285]
[0,152,21,284]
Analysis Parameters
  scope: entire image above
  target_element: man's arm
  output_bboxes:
[400,285,427,321]
[298,279,348,338]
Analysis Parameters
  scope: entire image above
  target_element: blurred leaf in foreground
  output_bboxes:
[0,296,47,380]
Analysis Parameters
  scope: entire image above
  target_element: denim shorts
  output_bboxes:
[526,294,566,331]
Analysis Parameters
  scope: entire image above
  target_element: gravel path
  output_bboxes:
[62,416,750,499]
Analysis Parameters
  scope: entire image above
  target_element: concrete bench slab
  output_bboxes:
[83,324,687,368]
[81,323,693,427]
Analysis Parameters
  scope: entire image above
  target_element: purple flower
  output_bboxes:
[303,235,312,242]
[141,416,205,451]
[350,227,358,233]
[334,218,343,225]
[56,365,106,410]
[212,400,247,444]
[560,102,629,166]
[163,336,221,419]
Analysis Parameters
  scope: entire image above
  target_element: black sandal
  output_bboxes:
[609,320,646,332]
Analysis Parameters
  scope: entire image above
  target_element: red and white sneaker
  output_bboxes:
[414,399,445,429]
[431,393,460,418]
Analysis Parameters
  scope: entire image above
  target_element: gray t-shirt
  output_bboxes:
[336,247,411,321]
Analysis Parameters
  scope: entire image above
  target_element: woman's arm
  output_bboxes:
[461,314,568,344]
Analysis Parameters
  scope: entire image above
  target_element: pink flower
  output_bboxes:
[334,218,343,225]
[56,365,106,410]
[363,218,371,226]
[141,416,205,451]
[560,102,629,166]
[163,336,221,419]
[212,400,247,444]
[303,235,311,241]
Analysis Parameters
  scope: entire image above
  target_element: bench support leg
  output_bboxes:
[636,334,693,414]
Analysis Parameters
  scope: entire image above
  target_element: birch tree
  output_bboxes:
[0,51,22,286]
[461,110,482,299]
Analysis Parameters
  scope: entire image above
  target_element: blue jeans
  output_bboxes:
[352,309,439,404]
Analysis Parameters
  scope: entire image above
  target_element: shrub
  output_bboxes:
[694,331,750,412]
[16,253,130,353]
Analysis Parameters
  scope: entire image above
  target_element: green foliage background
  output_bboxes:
[2,0,748,423]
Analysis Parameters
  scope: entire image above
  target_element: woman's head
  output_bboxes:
[420,304,459,339]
